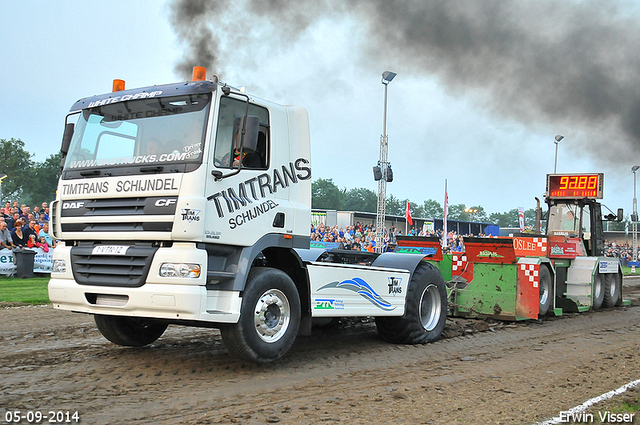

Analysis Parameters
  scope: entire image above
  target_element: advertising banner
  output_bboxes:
[0,249,16,275]
[0,248,53,275]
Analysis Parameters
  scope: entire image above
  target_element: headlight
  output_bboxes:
[52,259,67,273]
[159,262,201,278]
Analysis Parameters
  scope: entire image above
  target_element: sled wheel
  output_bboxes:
[592,272,605,310]
[376,262,447,344]
[538,266,553,316]
[221,267,300,363]
[94,315,168,347]
[603,273,622,308]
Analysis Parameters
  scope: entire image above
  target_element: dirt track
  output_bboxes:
[2,279,640,425]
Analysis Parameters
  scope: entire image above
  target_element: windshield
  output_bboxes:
[64,94,210,171]
[547,203,582,236]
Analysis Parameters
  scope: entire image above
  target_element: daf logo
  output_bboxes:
[155,199,177,207]
[62,201,85,209]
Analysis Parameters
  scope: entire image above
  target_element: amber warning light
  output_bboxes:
[112,79,125,92]
[546,173,604,200]
[192,66,207,81]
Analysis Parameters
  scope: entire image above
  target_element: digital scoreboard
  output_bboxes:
[546,173,604,199]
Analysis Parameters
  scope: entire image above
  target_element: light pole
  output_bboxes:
[465,208,478,234]
[632,166,639,273]
[374,71,397,253]
[0,174,7,205]
[553,135,564,173]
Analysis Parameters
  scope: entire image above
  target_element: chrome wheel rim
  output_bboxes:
[420,284,442,332]
[253,289,291,343]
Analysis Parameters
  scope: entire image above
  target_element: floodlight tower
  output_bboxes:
[632,165,639,269]
[374,71,396,253]
[0,174,7,204]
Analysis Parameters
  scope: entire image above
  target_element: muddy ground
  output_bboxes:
[1,278,640,425]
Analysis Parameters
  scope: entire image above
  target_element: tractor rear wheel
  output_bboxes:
[592,273,605,310]
[538,266,553,316]
[603,273,622,308]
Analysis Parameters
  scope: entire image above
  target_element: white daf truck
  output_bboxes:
[48,67,447,362]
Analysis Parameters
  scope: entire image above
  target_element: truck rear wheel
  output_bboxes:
[221,267,301,363]
[592,273,605,310]
[603,273,622,308]
[94,315,168,347]
[375,262,447,344]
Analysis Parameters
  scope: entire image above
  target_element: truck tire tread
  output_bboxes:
[220,267,301,363]
[375,262,447,344]
[94,315,168,347]
[602,273,621,308]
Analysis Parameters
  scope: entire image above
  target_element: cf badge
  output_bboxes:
[155,199,177,207]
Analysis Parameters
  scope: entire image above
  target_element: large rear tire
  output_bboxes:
[94,315,168,347]
[538,266,553,316]
[376,262,447,344]
[592,273,605,310]
[603,273,622,308]
[221,267,301,363]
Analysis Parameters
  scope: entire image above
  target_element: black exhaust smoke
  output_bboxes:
[170,0,640,167]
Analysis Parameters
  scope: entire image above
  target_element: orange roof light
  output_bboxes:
[192,66,207,81]
[112,79,125,92]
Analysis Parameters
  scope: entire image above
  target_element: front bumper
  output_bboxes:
[49,278,241,323]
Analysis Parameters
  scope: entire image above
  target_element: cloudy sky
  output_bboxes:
[2,0,640,218]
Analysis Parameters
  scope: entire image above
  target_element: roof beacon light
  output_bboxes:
[192,66,207,81]
[112,79,125,92]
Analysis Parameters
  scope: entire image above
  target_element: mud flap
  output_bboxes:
[516,258,542,319]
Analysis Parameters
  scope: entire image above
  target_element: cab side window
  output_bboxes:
[213,97,269,169]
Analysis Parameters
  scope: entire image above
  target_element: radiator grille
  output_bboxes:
[70,243,158,287]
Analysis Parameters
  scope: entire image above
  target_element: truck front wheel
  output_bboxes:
[94,315,168,347]
[221,267,301,363]
[375,262,447,344]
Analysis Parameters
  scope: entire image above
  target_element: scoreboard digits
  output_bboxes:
[557,175,598,190]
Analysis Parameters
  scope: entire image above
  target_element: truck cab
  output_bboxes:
[48,68,448,362]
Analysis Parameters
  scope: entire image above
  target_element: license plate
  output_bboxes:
[91,245,130,256]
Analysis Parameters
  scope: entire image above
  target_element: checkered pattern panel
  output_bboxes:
[519,263,540,288]
[532,237,547,252]
[452,255,467,273]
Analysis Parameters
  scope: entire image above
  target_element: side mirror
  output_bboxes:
[61,123,74,155]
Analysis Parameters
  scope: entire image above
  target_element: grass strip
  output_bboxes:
[0,276,50,304]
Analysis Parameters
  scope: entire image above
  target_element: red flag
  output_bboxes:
[405,201,413,226]
[443,180,449,248]
[518,207,525,232]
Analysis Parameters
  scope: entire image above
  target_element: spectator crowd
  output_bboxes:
[0,201,56,261]
[310,221,488,253]
[604,240,640,264]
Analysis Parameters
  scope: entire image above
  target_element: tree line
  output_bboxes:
[0,138,62,207]
[312,178,629,231]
